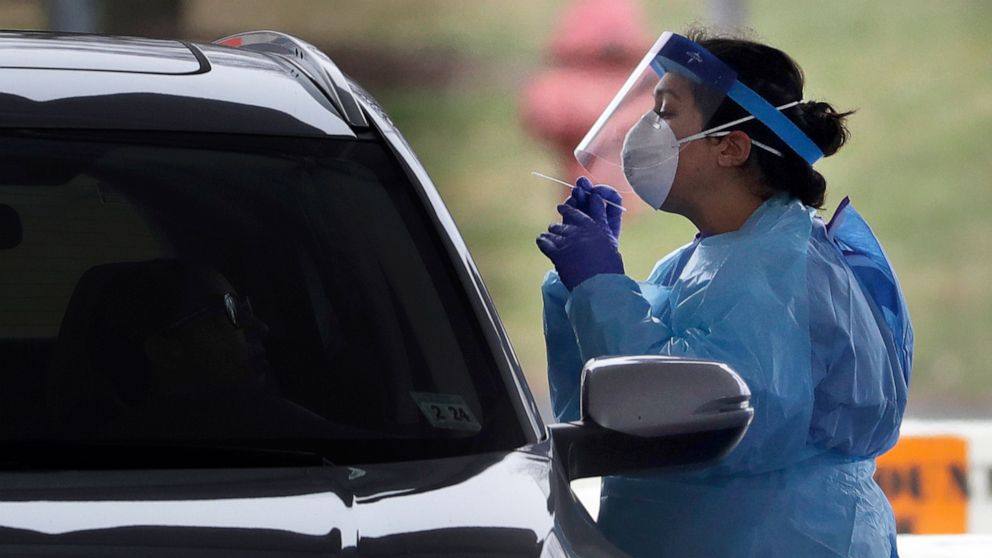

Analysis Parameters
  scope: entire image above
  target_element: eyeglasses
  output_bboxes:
[157,292,253,336]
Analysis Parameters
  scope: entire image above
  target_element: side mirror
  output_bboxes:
[549,356,753,481]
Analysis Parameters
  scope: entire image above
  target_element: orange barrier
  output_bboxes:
[875,436,969,534]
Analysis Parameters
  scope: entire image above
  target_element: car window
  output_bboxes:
[0,131,526,467]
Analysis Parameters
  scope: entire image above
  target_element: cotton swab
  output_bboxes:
[530,171,627,212]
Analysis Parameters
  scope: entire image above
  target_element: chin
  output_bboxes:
[658,196,687,216]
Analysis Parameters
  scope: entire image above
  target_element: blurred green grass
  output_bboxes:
[238,0,991,416]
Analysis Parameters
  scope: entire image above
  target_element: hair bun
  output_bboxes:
[796,101,853,157]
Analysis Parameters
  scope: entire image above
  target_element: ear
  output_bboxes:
[714,130,752,168]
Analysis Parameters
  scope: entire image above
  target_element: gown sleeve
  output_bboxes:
[540,245,689,423]
[564,215,820,475]
[541,270,586,422]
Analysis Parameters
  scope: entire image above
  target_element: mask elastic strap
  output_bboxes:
[677,100,802,150]
[698,131,785,158]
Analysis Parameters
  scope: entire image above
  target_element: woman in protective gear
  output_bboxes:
[537,29,912,558]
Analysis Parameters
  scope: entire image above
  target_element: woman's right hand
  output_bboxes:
[566,177,623,240]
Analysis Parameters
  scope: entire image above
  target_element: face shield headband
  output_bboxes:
[575,32,824,176]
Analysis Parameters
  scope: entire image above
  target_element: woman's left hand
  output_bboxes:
[536,202,624,290]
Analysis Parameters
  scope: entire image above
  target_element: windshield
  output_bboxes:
[0,131,526,467]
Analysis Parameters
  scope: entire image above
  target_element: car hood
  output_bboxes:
[0,449,556,556]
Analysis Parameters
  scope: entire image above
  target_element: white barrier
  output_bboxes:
[897,535,992,558]
[570,477,600,519]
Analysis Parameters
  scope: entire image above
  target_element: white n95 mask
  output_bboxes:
[620,110,793,209]
[621,112,681,209]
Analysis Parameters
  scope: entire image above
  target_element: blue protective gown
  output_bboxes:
[542,195,912,558]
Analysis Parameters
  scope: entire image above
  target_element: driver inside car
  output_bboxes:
[50,258,343,440]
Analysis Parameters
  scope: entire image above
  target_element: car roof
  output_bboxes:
[0,30,359,138]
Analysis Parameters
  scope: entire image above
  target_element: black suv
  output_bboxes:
[0,30,752,556]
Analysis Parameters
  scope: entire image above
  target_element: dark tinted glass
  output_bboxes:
[0,131,525,467]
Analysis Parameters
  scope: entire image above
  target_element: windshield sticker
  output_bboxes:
[410,392,482,432]
[347,467,366,481]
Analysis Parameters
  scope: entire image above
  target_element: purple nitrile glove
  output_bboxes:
[536,203,624,290]
[564,176,623,240]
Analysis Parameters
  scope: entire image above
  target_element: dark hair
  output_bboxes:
[687,28,853,208]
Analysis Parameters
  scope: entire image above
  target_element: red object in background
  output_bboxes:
[520,0,651,191]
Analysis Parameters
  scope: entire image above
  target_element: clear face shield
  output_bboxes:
[574,32,823,209]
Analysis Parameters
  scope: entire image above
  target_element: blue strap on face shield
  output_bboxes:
[726,81,824,165]
[653,33,825,165]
